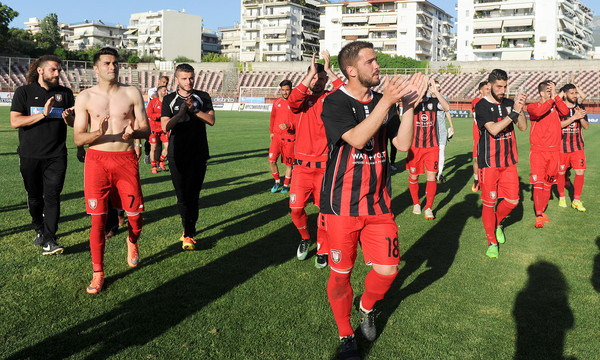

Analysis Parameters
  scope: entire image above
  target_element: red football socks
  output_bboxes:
[409,178,419,205]
[574,174,584,201]
[361,270,397,312]
[425,180,437,210]
[90,214,107,272]
[327,270,354,338]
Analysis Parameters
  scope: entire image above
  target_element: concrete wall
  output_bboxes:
[163,11,203,62]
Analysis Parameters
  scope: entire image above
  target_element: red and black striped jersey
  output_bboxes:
[413,96,442,148]
[320,87,398,216]
[560,103,586,153]
[475,97,519,169]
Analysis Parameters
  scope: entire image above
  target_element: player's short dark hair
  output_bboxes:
[488,69,507,84]
[157,85,167,91]
[93,47,119,65]
[560,83,576,93]
[307,63,325,74]
[160,75,169,82]
[280,79,292,88]
[338,41,374,78]
[26,55,63,84]
[175,63,195,75]
[478,81,489,90]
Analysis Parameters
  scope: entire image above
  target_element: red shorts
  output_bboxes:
[321,213,400,273]
[406,147,439,175]
[84,149,144,215]
[559,150,586,172]
[289,164,325,209]
[529,150,559,184]
[479,165,519,204]
[268,137,295,166]
[472,121,479,158]
[149,131,169,144]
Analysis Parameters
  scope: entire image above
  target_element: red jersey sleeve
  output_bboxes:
[527,99,555,121]
[332,78,345,90]
[554,96,570,117]
[288,83,309,113]
[269,99,277,134]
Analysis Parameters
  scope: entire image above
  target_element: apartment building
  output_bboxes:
[221,0,325,62]
[125,10,203,62]
[202,29,222,56]
[456,0,595,61]
[24,17,74,49]
[68,20,126,51]
[319,0,453,61]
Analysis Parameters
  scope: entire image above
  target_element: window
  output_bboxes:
[466,25,469,31]
[466,10,469,17]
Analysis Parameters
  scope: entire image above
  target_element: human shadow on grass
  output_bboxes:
[434,153,473,214]
[0,202,27,214]
[591,237,600,293]
[0,151,18,156]
[5,201,296,360]
[208,149,267,165]
[513,261,575,360]
[357,194,480,358]
[209,148,265,160]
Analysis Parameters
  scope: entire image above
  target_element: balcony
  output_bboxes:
[416,20,432,31]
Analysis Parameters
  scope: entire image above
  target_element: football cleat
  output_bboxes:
[86,271,105,294]
[437,174,446,183]
[572,200,586,212]
[281,185,290,194]
[390,164,397,171]
[558,197,567,208]
[182,237,196,250]
[424,208,434,220]
[535,216,545,228]
[339,335,360,360]
[297,239,310,260]
[315,254,328,269]
[356,296,377,342]
[270,182,282,193]
[471,180,479,192]
[412,204,422,215]
[42,239,64,255]
[486,244,499,258]
[151,167,158,174]
[127,237,139,267]
[495,226,505,244]
[33,231,44,246]
[541,213,550,223]
[158,161,167,171]
[144,154,150,165]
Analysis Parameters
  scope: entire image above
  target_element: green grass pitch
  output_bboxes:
[1,107,599,359]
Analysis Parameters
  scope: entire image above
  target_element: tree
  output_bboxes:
[202,53,230,62]
[0,3,18,51]
[173,55,195,63]
[34,13,62,52]
[4,28,36,56]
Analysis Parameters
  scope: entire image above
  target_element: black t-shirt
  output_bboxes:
[320,87,397,216]
[10,82,75,158]
[161,90,213,160]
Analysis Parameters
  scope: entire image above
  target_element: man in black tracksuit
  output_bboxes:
[161,63,215,250]
[10,55,75,255]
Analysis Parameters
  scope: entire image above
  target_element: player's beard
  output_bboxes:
[566,94,577,105]
[490,87,504,102]
[42,73,59,88]
[358,71,380,88]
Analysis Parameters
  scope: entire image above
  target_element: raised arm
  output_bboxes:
[342,73,423,150]
[483,92,527,135]
[10,97,54,129]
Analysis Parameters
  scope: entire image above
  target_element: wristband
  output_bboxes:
[42,111,48,117]
[508,111,519,123]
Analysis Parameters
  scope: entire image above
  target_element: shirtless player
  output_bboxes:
[73,47,150,294]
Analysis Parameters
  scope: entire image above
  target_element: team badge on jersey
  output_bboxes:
[54,94,62,102]
[290,194,296,204]
[532,174,537,182]
[410,167,416,173]
[88,199,97,210]
[489,191,497,200]
[427,103,433,110]
[331,249,341,264]
[560,165,565,170]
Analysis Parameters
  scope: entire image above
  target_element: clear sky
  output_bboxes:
[4,0,600,34]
